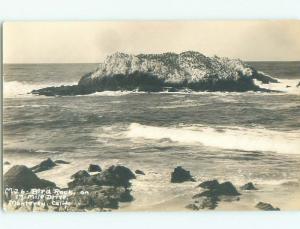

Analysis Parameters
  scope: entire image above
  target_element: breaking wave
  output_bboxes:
[254,79,300,94]
[3,81,76,98]
[127,123,300,155]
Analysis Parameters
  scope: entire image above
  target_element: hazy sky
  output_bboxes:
[3,21,300,63]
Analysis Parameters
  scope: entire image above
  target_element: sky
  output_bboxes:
[3,21,300,63]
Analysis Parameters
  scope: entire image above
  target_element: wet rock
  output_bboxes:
[186,196,219,210]
[198,179,219,189]
[240,182,257,190]
[88,164,102,172]
[71,170,90,180]
[68,165,136,189]
[69,185,133,210]
[31,158,57,173]
[4,161,10,165]
[135,169,145,175]
[255,202,280,211]
[54,160,70,164]
[4,184,130,212]
[171,166,196,183]
[193,181,240,198]
[97,165,136,187]
[190,180,240,210]
[68,170,91,188]
[197,196,219,209]
[3,165,56,190]
[119,188,134,202]
[212,181,240,196]
[186,203,200,210]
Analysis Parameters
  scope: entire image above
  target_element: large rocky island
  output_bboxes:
[32,51,278,96]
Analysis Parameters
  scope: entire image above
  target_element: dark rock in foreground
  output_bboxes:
[54,160,70,164]
[4,161,10,165]
[3,165,56,191]
[194,181,240,198]
[68,165,136,189]
[171,166,196,183]
[214,181,240,196]
[198,179,219,189]
[88,164,102,172]
[135,169,145,175]
[65,165,136,211]
[69,185,134,210]
[31,51,278,96]
[186,196,219,210]
[96,165,136,187]
[255,202,280,211]
[4,164,135,212]
[240,182,257,190]
[71,170,90,180]
[31,158,57,173]
[189,180,240,210]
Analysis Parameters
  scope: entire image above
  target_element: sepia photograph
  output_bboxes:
[2,21,300,212]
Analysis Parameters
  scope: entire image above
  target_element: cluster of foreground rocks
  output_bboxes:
[171,166,280,211]
[3,160,280,211]
[3,159,139,212]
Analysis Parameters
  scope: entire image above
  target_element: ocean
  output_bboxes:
[3,62,300,211]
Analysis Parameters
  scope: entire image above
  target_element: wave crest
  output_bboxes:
[127,123,300,155]
[254,79,300,94]
[4,81,76,98]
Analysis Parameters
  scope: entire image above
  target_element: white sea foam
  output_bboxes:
[88,91,145,96]
[5,104,49,108]
[254,79,300,94]
[3,81,76,98]
[127,123,300,155]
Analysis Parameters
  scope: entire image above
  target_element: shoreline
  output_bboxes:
[3,157,300,212]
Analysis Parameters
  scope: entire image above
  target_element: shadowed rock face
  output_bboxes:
[135,169,145,175]
[71,170,90,180]
[186,196,219,210]
[256,202,280,211]
[189,180,240,210]
[31,158,57,173]
[65,165,136,211]
[69,185,134,210]
[4,165,56,190]
[171,166,195,183]
[32,51,278,96]
[4,164,136,212]
[198,179,219,189]
[88,164,102,172]
[68,165,136,189]
[240,182,257,190]
[194,181,240,198]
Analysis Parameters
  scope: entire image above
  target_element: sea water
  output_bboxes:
[3,62,300,210]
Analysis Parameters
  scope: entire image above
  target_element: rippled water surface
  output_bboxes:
[3,63,300,210]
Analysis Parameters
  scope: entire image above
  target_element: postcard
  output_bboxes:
[2,21,300,212]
